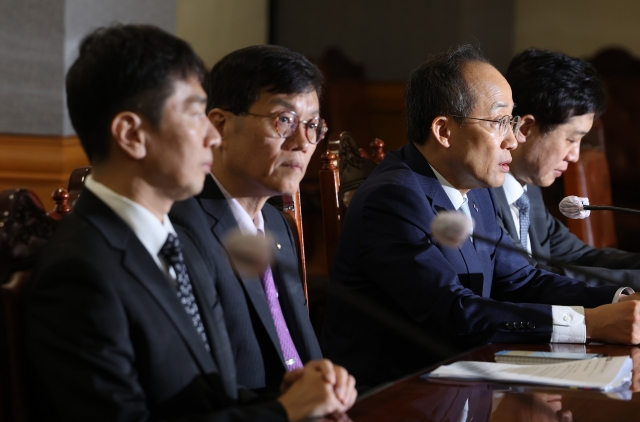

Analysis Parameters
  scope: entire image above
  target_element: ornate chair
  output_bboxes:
[0,188,70,422]
[319,132,385,274]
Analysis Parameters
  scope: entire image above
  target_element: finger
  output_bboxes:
[333,366,349,401]
[344,376,358,408]
[308,359,336,385]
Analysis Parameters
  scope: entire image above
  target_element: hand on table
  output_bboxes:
[277,359,357,422]
[585,300,640,344]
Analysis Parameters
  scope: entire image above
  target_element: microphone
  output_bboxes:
[430,210,630,288]
[559,196,640,219]
[222,229,460,359]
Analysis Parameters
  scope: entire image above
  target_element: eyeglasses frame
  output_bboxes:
[241,110,328,145]
[448,114,522,137]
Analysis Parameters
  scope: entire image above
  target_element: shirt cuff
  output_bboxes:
[550,305,586,343]
[612,287,635,303]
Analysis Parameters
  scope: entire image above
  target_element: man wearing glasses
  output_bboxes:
[493,48,640,287]
[171,45,335,394]
[322,45,640,389]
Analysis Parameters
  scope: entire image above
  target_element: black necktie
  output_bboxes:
[160,233,210,352]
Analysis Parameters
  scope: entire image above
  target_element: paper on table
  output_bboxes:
[426,356,632,391]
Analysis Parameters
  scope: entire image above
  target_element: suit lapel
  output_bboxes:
[493,186,519,239]
[176,226,238,399]
[74,190,218,378]
[526,184,547,257]
[198,177,286,367]
[403,143,489,297]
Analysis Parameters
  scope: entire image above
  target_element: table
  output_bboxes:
[337,343,640,421]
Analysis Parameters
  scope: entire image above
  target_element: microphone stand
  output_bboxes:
[583,205,640,216]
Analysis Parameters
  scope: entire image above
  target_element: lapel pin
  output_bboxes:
[276,242,281,250]
[473,203,479,212]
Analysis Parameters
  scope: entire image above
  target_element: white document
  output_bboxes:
[427,356,632,391]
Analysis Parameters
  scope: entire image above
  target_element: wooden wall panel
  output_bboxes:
[0,134,89,210]
[366,81,406,151]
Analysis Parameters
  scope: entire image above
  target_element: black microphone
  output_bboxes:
[559,196,640,219]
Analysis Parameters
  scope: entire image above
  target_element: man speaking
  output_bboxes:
[322,45,640,388]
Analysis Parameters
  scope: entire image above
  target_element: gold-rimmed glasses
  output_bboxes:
[243,110,328,144]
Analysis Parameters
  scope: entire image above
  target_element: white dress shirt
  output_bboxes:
[428,166,587,342]
[84,175,177,283]
[211,175,265,235]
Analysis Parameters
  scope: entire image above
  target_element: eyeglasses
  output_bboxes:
[243,110,328,144]
[449,115,522,137]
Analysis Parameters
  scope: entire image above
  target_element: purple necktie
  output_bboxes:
[257,230,303,370]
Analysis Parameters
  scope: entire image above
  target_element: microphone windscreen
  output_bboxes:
[559,196,591,219]
[223,228,274,276]
[430,211,472,248]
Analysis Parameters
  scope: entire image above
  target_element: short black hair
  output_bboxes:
[405,44,491,145]
[66,24,206,163]
[205,45,323,114]
[506,48,606,134]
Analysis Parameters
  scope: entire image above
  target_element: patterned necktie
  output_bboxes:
[160,233,211,352]
[257,230,303,371]
[514,191,530,252]
[458,197,474,241]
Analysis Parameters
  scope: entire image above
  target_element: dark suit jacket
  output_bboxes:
[170,175,321,392]
[322,142,618,387]
[493,184,640,288]
[24,189,287,421]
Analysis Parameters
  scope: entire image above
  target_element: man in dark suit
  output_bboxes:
[322,45,640,388]
[171,45,326,393]
[493,48,640,287]
[24,24,355,421]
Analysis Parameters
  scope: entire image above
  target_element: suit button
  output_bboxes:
[512,322,520,329]
[520,322,526,330]
[527,322,536,329]
[506,322,514,330]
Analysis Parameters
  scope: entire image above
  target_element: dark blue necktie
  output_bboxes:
[160,233,211,352]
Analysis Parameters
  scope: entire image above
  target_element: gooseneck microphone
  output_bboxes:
[559,196,640,219]
[429,211,630,289]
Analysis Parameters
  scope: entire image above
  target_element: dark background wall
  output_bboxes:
[272,0,515,80]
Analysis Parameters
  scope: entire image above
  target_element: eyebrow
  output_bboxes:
[490,101,511,111]
[269,97,320,116]
[185,95,207,105]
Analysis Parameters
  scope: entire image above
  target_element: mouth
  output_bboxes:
[281,162,304,172]
[202,162,213,172]
[498,159,511,172]
[553,168,567,177]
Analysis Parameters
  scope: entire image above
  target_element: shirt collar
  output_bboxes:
[84,175,176,258]
[211,175,265,235]
[503,172,528,205]
[429,164,466,210]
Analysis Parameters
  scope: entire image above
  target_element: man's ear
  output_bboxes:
[208,108,230,140]
[516,114,536,143]
[431,116,452,148]
[111,111,147,160]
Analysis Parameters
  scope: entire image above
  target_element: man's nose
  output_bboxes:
[566,142,580,163]
[284,123,309,152]
[206,121,221,149]
[503,125,518,150]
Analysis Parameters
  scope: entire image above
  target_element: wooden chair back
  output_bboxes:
[0,188,69,422]
[563,121,617,248]
[319,132,385,274]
